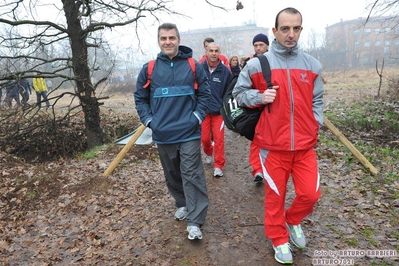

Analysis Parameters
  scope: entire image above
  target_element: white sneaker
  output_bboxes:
[174,207,188,221]
[205,155,212,164]
[187,225,203,240]
[213,168,223,177]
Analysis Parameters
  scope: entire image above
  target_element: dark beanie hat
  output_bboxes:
[252,33,269,45]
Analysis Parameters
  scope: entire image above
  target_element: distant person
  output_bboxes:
[201,42,232,177]
[19,78,31,105]
[118,75,125,84]
[134,22,210,241]
[32,74,51,109]
[240,56,248,69]
[233,7,324,264]
[199,37,230,70]
[229,55,241,76]
[242,33,270,68]
[46,80,53,92]
[5,80,21,108]
[252,33,269,55]
[247,33,270,184]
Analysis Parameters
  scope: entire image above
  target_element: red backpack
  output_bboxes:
[143,58,198,89]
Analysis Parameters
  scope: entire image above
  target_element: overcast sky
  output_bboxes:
[118,0,372,61]
[167,0,370,33]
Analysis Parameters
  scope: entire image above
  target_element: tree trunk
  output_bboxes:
[62,0,103,148]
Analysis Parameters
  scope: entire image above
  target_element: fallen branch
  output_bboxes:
[324,117,378,175]
[103,124,146,176]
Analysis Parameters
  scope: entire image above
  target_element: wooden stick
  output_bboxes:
[103,124,147,176]
[323,117,378,175]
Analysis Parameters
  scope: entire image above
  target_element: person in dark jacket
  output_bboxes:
[5,80,21,108]
[19,78,31,105]
[200,42,232,178]
[229,55,241,77]
[134,23,210,241]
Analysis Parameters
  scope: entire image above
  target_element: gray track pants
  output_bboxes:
[157,139,209,227]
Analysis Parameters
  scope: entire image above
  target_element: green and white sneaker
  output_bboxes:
[273,242,293,264]
[287,223,306,249]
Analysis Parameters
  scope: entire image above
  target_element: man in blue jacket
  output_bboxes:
[134,23,211,241]
[200,42,232,178]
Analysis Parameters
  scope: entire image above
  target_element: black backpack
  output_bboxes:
[220,54,272,141]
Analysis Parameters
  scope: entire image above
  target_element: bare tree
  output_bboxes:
[366,0,399,20]
[0,0,177,148]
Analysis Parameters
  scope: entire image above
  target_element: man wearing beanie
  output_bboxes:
[252,33,269,55]
[244,33,270,184]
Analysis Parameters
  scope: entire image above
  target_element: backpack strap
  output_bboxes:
[143,58,198,89]
[255,54,272,112]
[255,54,272,88]
[143,59,156,89]
[188,57,198,89]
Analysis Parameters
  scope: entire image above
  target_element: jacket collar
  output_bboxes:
[271,39,299,58]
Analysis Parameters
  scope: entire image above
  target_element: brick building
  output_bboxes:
[324,16,399,67]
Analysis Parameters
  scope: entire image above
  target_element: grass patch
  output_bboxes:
[344,237,359,247]
[76,145,106,159]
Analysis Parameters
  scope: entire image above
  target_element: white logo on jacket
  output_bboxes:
[300,73,309,83]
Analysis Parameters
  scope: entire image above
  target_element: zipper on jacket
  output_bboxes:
[286,54,295,151]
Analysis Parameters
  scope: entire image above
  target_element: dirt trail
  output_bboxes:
[139,130,315,265]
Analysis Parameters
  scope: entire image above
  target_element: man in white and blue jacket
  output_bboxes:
[134,23,211,241]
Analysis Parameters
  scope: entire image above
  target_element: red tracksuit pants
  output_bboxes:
[249,141,262,177]
[201,114,225,169]
[261,148,320,247]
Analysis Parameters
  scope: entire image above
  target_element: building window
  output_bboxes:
[385,40,391,46]
[396,39,399,46]
[364,41,370,47]
[385,27,391,34]
[227,37,232,43]
[237,37,244,44]
[354,41,360,48]
[238,49,245,56]
[354,29,360,35]
[375,40,381,46]
[364,28,371,35]
[375,28,381,34]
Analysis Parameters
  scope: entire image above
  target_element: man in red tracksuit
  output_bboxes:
[233,7,324,264]
[245,33,270,183]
